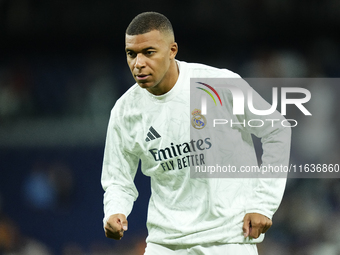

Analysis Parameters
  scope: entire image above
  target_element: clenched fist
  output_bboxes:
[243,213,272,239]
[104,214,128,240]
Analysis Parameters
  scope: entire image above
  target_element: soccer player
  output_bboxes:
[101,12,291,254]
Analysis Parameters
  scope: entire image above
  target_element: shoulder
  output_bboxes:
[117,83,141,103]
[178,60,241,78]
[110,83,143,117]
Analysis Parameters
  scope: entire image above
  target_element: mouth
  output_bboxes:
[135,74,150,81]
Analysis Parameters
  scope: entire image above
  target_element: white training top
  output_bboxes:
[101,60,291,245]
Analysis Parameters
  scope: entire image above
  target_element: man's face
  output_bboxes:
[125,30,177,94]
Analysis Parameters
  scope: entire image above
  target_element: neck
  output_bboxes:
[147,60,179,96]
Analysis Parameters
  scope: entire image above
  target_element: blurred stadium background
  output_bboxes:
[0,0,340,254]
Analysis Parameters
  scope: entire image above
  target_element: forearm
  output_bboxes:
[103,184,137,224]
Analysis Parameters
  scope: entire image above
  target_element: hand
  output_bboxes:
[242,213,272,239]
[104,213,128,240]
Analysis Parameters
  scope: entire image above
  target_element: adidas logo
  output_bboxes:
[145,126,161,142]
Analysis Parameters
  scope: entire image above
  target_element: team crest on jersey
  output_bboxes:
[191,109,207,130]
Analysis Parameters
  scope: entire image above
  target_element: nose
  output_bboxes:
[134,53,146,69]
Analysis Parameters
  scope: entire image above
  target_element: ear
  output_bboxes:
[169,42,178,60]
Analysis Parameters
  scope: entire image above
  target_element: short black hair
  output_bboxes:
[126,12,174,36]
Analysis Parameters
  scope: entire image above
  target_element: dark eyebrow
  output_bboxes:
[143,47,156,51]
[125,46,156,53]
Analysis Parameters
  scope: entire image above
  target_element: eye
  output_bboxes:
[146,50,155,56]
[127,51,136,58]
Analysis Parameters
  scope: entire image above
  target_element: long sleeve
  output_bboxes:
[101,109,139,225]
[245,124,291,219]
[235,80,291,219]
